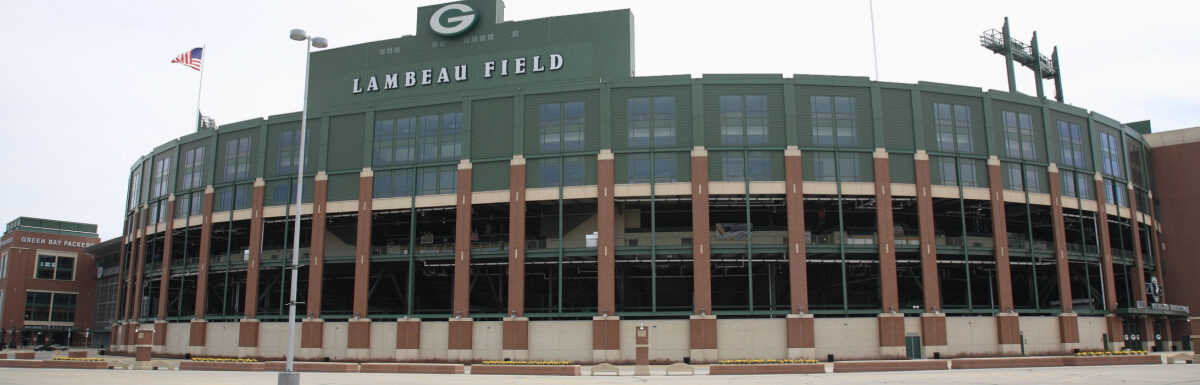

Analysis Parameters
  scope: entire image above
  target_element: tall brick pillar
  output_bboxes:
[784,146,815,359]
[238,178,265,358]
[301,172,328,359]
[1094,173,1123,350]
[127,206,150,353]
[154,195,176,351]
[915,151,945,357]
[1127,183,1152,351]
[987,156,1020,355]
[1047,165,1079,350]
[448,160,473,362]
[348,168,374,360]
[593,151,618,362]
[874,149,905,358]
[689,146,717,363]
[190,186,214,355]
[505,156,530,361]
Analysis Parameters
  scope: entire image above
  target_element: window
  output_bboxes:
[627,97,676,148]
[1061,171,1091,199]
[721,151,770,181]
[540,102,585,152]
[1058,121,1084,168]
[35,255,75,281]
[23,291,76,323]
[934,103,973,153]
[374,169,414,198]
[150,157,171,198]
[373,112,463,167]
[181,147,206,190]
[720,95,768,145]
[1005,163,1042,192]
[276,129,312,175]
[811,96,857,146]
[1104,179,1127,207]
[1099,131,1122,177]
[935,157,979,187]
[629,153,677,183]
[411,165,457,195]
[148,199,168,224]
[1003,111,1036,160]
[177,191,203,217]
[812,152,861,182]
[1,253,7,279]
[215,184,251,211]
[128,168,142,209]
[223,137,253,182]
[539,156,585,187]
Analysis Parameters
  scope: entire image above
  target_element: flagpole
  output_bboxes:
[195,45,207,131]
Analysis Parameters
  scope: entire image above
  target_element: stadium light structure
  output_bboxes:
[980,17,1063,102]
[280,28,327,385]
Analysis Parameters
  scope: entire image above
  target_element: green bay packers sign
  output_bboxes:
[429,3,478,37]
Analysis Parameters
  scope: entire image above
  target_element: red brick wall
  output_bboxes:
[0,230,101,332]
[1151,140,1200,337]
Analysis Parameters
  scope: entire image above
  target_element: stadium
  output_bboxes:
[106,0,1191,362]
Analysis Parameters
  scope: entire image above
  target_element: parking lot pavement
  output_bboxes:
[0,364,1196,385]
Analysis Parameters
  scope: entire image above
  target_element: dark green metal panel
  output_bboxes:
[702,84,786,147]
[970,158,990,188]
[881,89,915,151]
[991,100,1047,162]
[675,151,691,183]
[921,92,986,155]
[327,173,360,202]
[610,85,693,151]
[708,150,724,182]
[327,113,365,172]
[470,97,515,160]
[801,150,815,182]
[614,153,630,184]
[585,155,598,185]
[523,90,602,155]
[855,152,874,182]
[471,160,509,191]
[793,85,874,149]
[769,150,785,181]
[890,153,915,184]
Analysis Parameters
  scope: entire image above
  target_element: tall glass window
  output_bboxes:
[1058,121,1084,168]
[181,147,205,190]
[1005,163,1042,192]
[721,151,770,181]
[629,153,677,183]
[935,157,979,187]
[35,255,75,281]
[628,97,676,148]
[373,112,462,167]
[720,95,768,145]
[539,156,585,187]
[811,96,857,146]
[150,157,171,198]
[1098,131,1122,178]
[813,152,861,182]
[934,103,973,153]
[1003,111,1036,160]
[128,167,142,209]
[276,128,312,175]
[223,137,252,182]
[540,102,585,153]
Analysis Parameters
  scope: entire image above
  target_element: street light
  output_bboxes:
[280,28,326,385]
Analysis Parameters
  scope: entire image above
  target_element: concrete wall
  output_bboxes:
[322,321,348,360]
[814,317,879,360]
[945,317,998,358]
[472,321,502,360]
[528,320,592,362]
[207,322,238,357]
[1077,316,1108,351]
[164,322,190,356]
[417,321,448,361]
[618,319,689,362]
[1018,316,1062,355]
[369,321,396,359]
[716,318,787,360]
[258,322,288,359]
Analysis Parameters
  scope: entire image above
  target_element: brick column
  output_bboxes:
[914,151,945,357]
[987,157,1020,354]
[873,149,904,358]
[348,168,373,360]
[1127,184,1152,351]
[689,147,717,363]
[784,146,814,359]
[506,156,530,361]
[190,186,214,354]
[131,207,150,322]
[592,151,618,362]
[1047,165,1080,349]
[1146,192,1165,304]
[301,172,328,359]
[1093,173,1123,350]
[448,160,473,362]
[154,195,176,349]
[113,214,130,351]
[237,179,265,358]
[396,318,421,361]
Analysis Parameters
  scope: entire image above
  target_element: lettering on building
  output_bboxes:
[352,54,565,95]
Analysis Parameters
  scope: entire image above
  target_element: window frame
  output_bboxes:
[34,254,75,281]
[720,95,769,146]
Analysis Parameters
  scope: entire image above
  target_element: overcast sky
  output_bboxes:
[1,0,1197,239]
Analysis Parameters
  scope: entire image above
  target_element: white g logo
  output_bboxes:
[430,3,477,37]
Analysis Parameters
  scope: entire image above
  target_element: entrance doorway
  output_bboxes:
[905,335,922,359]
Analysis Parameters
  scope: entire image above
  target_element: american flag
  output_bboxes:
[171,47,203,71]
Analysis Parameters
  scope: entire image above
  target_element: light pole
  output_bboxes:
[281,28,326,385]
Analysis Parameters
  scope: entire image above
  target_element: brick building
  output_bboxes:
[0,217,100,347]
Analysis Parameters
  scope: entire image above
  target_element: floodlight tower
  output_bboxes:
[980,17,1064,102]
